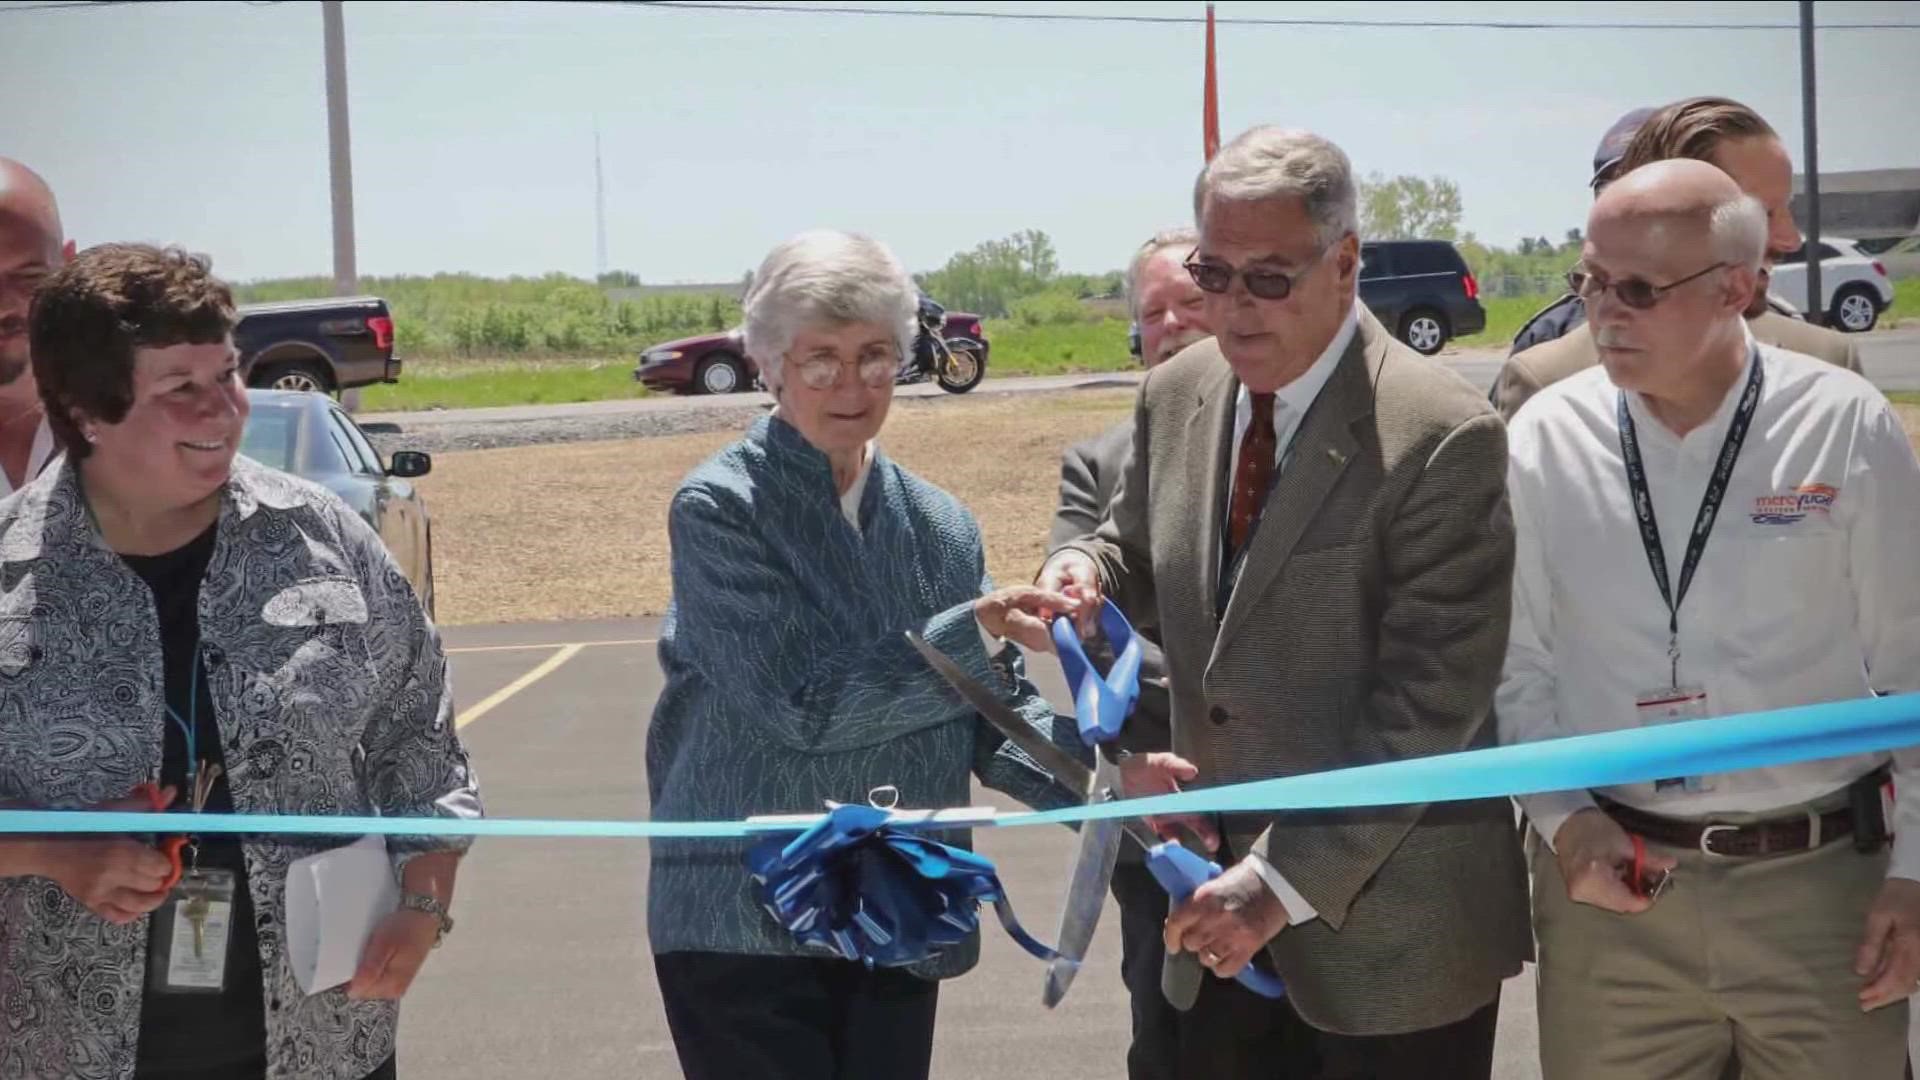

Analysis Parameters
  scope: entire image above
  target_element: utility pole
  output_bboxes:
[594,122,608,281]
[1798,0,1824,325]
[322,0,361,410]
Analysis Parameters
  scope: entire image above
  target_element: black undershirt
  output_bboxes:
[127,522,268,1079]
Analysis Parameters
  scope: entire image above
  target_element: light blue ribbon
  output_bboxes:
[1,692,1915,840]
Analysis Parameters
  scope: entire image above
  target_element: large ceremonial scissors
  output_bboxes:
[905,630,1285,1008]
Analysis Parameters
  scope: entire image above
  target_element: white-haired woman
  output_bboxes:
[644,229,1082,1080]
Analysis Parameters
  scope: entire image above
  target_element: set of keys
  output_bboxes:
[142,760,238,994]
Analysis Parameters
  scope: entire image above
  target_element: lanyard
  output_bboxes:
[1616,350,1763,686]
[163,648,204,798]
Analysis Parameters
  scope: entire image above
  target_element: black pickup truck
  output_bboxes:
[236,295,403,393]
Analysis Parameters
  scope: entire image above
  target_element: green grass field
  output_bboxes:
[1453,294,1558,350]
[357,359,649,412]
[354,320,1139,412]
[1889,278,1919,327]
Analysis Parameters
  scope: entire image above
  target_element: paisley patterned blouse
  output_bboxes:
[0,455,481,1080]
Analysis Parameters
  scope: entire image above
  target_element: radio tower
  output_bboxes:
[594,123,608,280]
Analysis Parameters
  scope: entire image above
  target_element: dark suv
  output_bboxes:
[1358,240,1486,356]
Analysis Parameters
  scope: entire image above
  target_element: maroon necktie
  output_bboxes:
[1227,392,1277,552]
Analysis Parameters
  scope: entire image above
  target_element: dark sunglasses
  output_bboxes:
[1184,248,1328,301]
[1566,262,1726,311]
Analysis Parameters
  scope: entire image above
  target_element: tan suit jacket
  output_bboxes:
[1491,309,1865,423]
[1059,308,1531,1036]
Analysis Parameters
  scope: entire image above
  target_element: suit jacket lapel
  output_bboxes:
[1212,314,1382,655]
[1185,353,1238,625]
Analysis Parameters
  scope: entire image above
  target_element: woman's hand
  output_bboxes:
[346,908,442,1001]
[974,586,1078,654]
[33,787,179,924]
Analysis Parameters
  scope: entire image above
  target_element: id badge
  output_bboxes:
[146,867,236,994]
[1637,686,1714,794]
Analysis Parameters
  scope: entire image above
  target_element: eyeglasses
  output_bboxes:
[1184,246,1330,301]
[1566,262,1726,311]
[791,350,897,391]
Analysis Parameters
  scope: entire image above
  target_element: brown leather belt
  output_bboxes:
[1597,796,1854,858]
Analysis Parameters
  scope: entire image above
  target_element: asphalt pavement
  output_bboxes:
[395,619,1543,1080]
[387,327,1920,1078]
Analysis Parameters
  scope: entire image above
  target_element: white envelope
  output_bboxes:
[285,835,401,996]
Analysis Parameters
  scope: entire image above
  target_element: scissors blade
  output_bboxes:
[905,630,1099,797]
[1041,756,1127,1007]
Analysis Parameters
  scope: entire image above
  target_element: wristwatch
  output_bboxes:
[400,892,454,946]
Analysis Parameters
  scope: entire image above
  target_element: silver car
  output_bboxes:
[239,389,436,616]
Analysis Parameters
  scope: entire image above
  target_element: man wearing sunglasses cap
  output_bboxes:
[1491,98,1862,423]
[1041,126,1529,1078]
[1496,157,1920,1079]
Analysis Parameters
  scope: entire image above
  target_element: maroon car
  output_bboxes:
[635,298,990,395]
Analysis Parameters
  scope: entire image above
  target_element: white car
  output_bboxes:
[1767,237,1896,333]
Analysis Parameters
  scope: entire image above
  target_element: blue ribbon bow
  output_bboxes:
[1052,598,1143,746]
[746,803,1062,970]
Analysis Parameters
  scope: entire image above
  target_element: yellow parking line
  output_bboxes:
[455,644,585,729]
[447,638,656,655]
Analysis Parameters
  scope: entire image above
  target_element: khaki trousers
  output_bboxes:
[1531,810,1908,1080]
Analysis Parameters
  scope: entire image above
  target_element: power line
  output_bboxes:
[6,0,1914,30]
[609,0,1920,32]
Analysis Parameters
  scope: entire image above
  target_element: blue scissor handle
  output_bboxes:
[1144,842,1288,1000]
[1051,598,1143,747]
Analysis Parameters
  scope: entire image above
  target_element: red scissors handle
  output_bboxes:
[133,782,185,892]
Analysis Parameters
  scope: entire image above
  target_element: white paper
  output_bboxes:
[285,835,400,996]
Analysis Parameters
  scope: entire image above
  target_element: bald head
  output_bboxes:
[0,159,64,249]
[0,158,71,391]
[1591,159,1767,272]
[1579,159,1763,410]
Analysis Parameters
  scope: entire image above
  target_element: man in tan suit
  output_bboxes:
[1491,97,1863,423]
[1042,126,1529,1079]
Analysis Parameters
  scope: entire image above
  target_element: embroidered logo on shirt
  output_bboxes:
[1751,483,1837,525]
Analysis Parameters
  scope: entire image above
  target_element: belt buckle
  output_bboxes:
[1698,823,1738,859]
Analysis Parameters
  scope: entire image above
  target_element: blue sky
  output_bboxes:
[2,0,1914,284]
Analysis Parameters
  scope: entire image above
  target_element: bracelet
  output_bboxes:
[400,892,454,946]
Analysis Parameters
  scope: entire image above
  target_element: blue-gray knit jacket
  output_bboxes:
[645,413,1081,979]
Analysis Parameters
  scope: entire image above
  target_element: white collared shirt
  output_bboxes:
[837,441,875,532]
[0,420,56,499]
[1226,303,1359,502]
[1225,302,1360,926]
[1497,345,1920,879]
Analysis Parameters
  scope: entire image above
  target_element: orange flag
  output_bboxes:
[1203,3,1220,161]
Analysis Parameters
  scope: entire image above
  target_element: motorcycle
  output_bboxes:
[899,298,988,394]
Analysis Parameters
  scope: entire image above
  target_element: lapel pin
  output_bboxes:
[1326,447,1347,466]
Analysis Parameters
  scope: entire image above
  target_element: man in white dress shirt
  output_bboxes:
[1498,157,1920,1079]
[0,158,70,495]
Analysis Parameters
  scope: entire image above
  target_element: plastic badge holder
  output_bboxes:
[1051,597,1143,747]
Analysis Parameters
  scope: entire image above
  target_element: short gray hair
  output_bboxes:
[1124,227,1198,319]
[742,229,919,392]
[1709,192,1767,271]
[1192,127,1359,249]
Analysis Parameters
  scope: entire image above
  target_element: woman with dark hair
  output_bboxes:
[0,243,480,1080]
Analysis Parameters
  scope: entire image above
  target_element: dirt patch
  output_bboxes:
[414,396,1920,627]
[414,389,1137,625]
